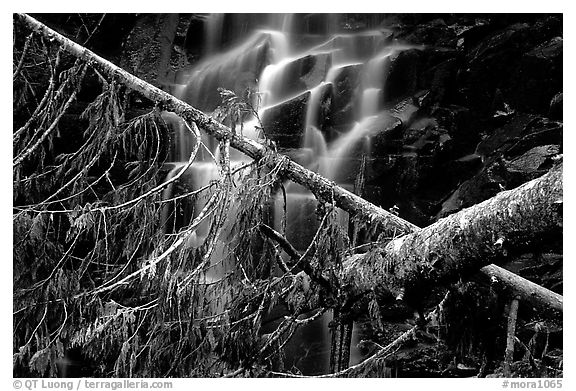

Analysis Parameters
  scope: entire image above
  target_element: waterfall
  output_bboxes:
[204,13,225,55]
[164,14,421,374]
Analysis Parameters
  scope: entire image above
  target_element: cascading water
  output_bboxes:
[164,14,418,375]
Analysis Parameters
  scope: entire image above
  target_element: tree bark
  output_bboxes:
[16,13,563,320]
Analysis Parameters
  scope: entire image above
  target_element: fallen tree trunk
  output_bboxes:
[16,13,562,320]
[340,162,562,312]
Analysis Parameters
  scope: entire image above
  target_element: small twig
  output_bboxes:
[24,305,48,349]
[81,14,106,45]
[13,33,34,79]
[298,209,330,262]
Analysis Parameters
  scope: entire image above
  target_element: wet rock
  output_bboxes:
[504,117,562,158]
[442,153,483,184]
[458,17,562,115]
[509,37,562,114]
[465,23,531,65]
[301,53,332,90]
[457,20,499,52]
[437,112,562,220]
[120,14,179,87]
[458,23,532,114]
[403,117,439,145]
[506,145,561,177]
[548,92,563,120]
[432,105,478,156]
[420,56,460,107]
[369,153,438,226]
[476,114,562,159]
[267,53,332,102]
[368,116,404,156]
[475,114,536,158]
[261,91,310,148]
[436,158,510,219]
[385,49,422,104]
[401,118,454,159]
[327,63,362,127]
[396,18,457,48]
[183,14,207,62]
[436,142,560,220]
[390,97,419,125]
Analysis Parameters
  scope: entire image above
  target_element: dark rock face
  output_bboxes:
[301,53,332,89]
[268,53,333,103]
[419,52,460,107]
[385,49,421,104]
[120,14,180,88]
[548,92,563,120]
[475,114,536,157]
[261,91,310,148]
[436,116,562,220]
[507,145,560,175]
[510,37,562,114]
[370,15,563,226]
[183,14,207,62]
[395,18,457,47]
[326,63,362,130]
[456,16,562,116]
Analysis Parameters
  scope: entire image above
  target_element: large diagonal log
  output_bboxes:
[16,14,563,319]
